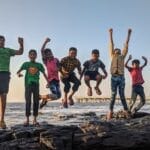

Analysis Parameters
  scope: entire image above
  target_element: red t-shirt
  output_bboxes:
[128,67,144,85]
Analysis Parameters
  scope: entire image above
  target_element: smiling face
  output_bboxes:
[45,49,53,59]
[69,48,77,58]
[0,36,5,48]
[132,60,140,68]
[29,50,37,62]
[92,53,99,61]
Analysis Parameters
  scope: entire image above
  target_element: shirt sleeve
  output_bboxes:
[127,67,132,72]
[8,48,16,56]
[83,61,89,68]
[20,62,27,70]
[39,64,45,73]
[99,60,106,69]
[60,57,66,67]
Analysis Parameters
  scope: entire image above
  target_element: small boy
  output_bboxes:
[39,38,61,109]
[59,47,81,108]
[80,49,107,96]
[0,35,24,129]
[17,50,49,126]
[107,28,132,120]
[125,55,147,115]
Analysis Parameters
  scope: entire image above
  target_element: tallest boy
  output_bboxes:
[107,28,132,120]
[0,35,24,129]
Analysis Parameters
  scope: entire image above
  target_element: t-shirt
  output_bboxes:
[128,67,144,85]
[83,59,105,72]
[20,61,45,86]
[0,47,16,72]
[44,58,59,82]
[60,56,81,75]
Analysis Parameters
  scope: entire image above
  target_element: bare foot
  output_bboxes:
[87,87,92,96]
[95,87,102,95]
[68,96,74,106]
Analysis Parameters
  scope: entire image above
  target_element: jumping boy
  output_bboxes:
[17,50,49,126]
[80,49,107,96]
[0,36,24,129]
[125,55,147,116]
[59,47,81,108]
[107,28,132,120]
[39,38,61,109]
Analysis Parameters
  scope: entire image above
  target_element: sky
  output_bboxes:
[0,0,149,102]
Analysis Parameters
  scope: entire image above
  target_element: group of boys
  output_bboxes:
[0,28,148,129]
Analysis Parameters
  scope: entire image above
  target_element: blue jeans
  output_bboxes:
[49,80,61,99]
[129,85,145,112]
[109,75,128,111]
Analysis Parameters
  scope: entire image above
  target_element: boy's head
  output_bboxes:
[44,48,53,59]
[114,48,121,55]
[69,47,77,58]
[132,59,140,68]
[91,49,99,61]
[29,49,37,62]
[0,35,5,48]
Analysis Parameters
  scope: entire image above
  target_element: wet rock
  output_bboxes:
[0,112,150,150]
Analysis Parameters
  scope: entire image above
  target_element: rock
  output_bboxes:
[0,112,150,149]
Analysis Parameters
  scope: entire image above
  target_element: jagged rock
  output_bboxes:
[0,112,150,150]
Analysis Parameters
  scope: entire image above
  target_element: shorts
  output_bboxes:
[0,72,10,94]
[84,71,100,80]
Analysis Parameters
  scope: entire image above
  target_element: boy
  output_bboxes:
[107,28,132,120]
[125,55,147,115]
[59,47,81,108]
[17,50,49,126]
[0,35,24,129]
[80,49,107,96]
[39,38,61,109]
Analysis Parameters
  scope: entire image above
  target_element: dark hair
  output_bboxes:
[44,48,52,54]
[132,59,140,65]
[29,49,37,55]
[114,48,121,52]
[0,35,5,41]
[92,49,99,55]
[69,47,77,52]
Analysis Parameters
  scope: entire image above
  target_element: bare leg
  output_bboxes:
[0,94,7,122]
[84,76,92,96]
[95,75,102,95]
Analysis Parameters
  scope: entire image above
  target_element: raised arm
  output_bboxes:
[141,56,148,69]
[109,28,114,58]
[122,29,132,57]
[14,37,24,55]
[41,38,51,55]
[125,55,132,69]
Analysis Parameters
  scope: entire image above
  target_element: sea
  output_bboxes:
[5,100,150,128]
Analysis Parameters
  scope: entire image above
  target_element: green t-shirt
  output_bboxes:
[20,61,45,86]
[0,47,16,72]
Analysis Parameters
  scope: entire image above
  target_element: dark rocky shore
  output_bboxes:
[1,111,150,150]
